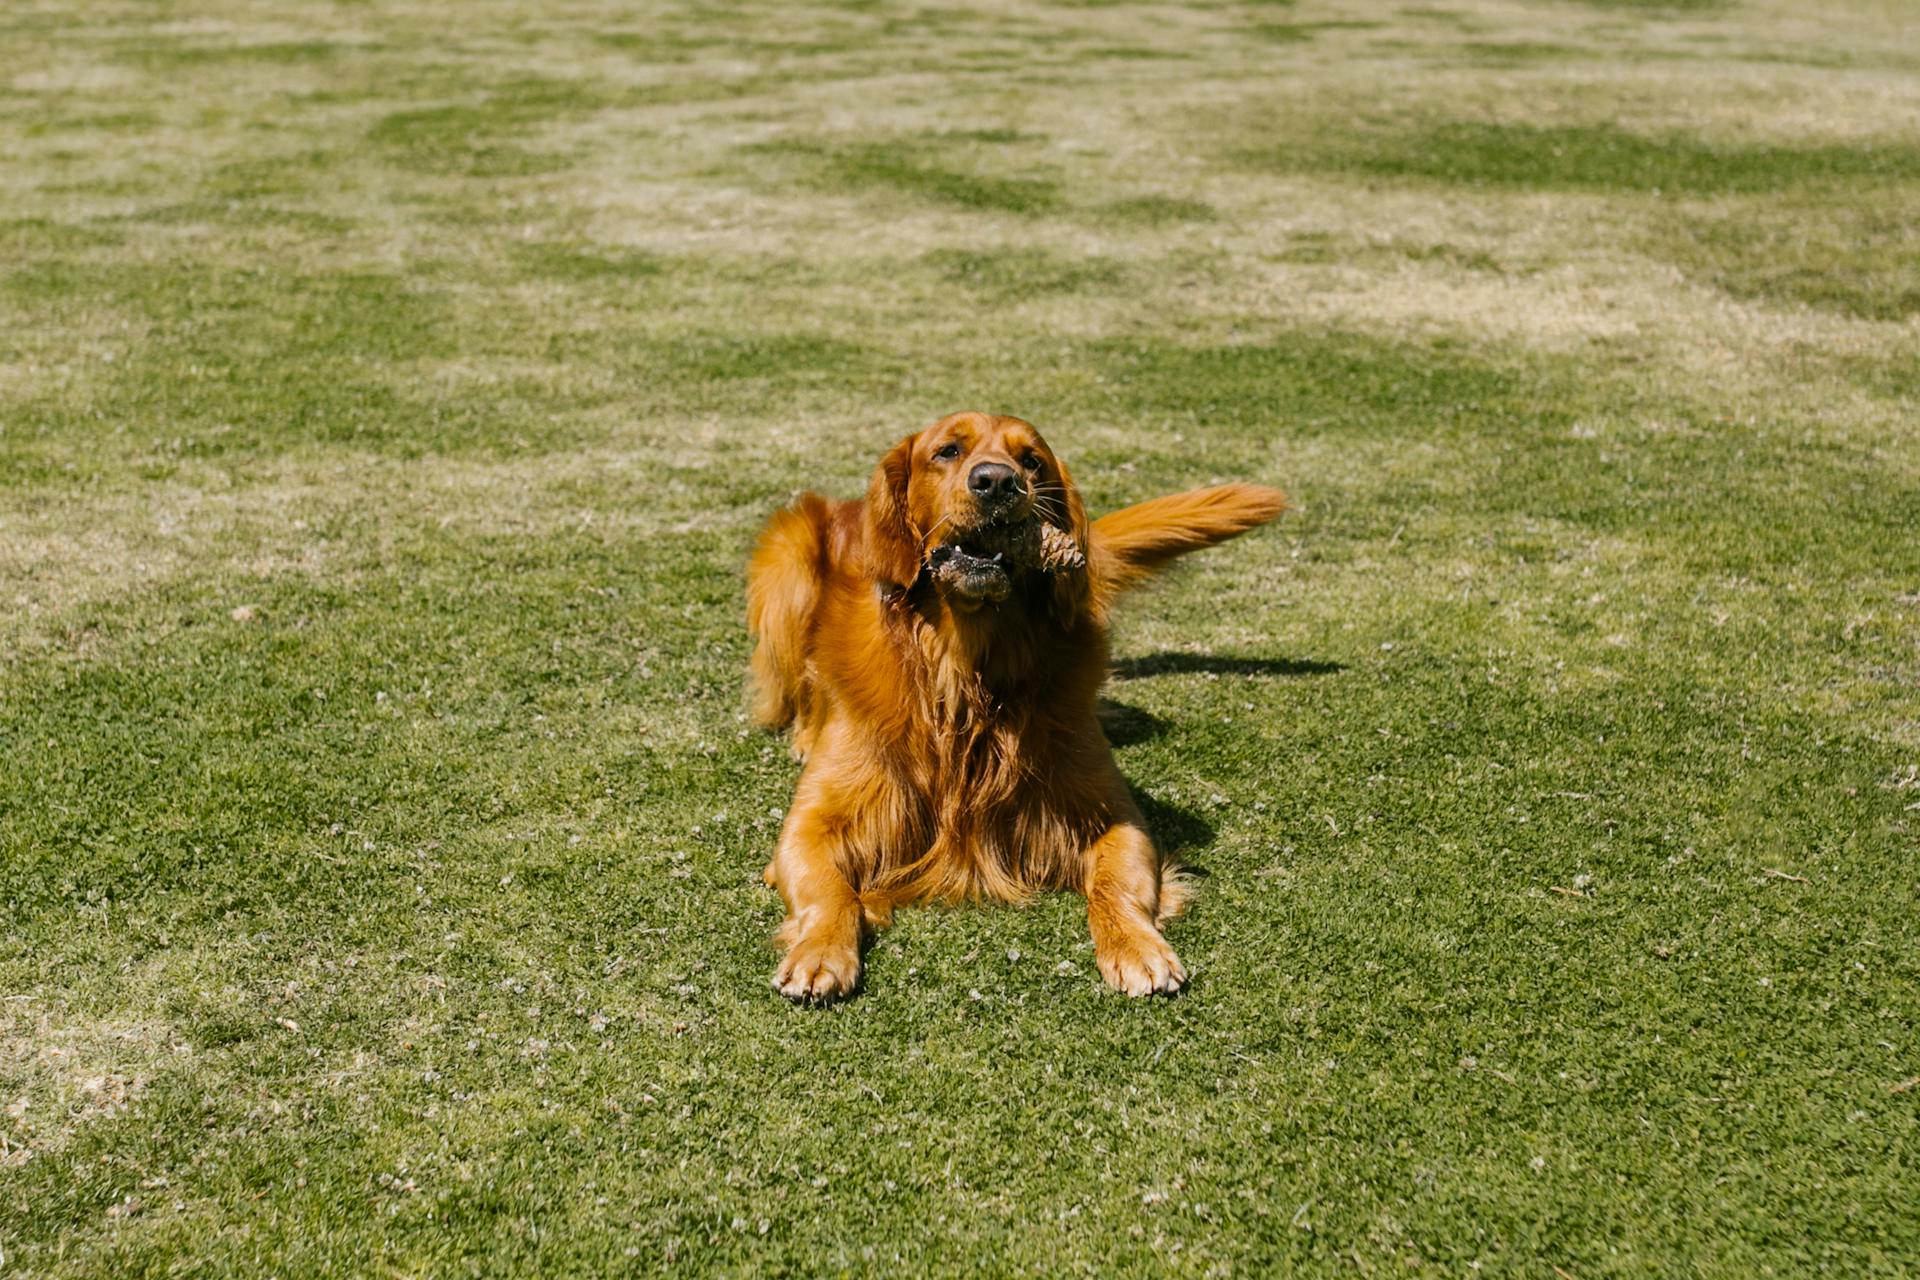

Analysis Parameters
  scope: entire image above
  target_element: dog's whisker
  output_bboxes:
[918,512,956,554]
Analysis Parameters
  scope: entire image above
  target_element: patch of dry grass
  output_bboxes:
[1,1003,180,1168]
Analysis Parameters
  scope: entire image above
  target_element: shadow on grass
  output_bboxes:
[1134,789,1215,860]
[1098,699,1169,746]
[1110,653,1345,680]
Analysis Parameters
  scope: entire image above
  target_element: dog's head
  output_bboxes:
[865,411,1089,615]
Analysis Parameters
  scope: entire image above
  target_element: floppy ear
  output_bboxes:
[1047,455,1094,625]
[863,433,922,592]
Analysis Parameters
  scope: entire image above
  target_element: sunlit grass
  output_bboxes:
[2,0,1917,1275]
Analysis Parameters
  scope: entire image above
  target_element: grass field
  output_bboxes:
[4,0,1918,1273]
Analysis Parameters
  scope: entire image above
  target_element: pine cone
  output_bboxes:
[1036,523,1085,572]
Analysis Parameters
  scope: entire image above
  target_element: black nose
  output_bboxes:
[968,461,1020,501]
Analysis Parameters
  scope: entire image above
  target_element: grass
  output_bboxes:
[3,0,1918,1275]
[1240,121,1920,194]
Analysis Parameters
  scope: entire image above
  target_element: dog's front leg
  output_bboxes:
[767,798,871,1002]
[1083,821,1187,997]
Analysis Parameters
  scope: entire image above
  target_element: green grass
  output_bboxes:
[753,138,1067,215]
[4,0,1918,1276]
[1658,200,1920,321]
[1241,121,1920,194]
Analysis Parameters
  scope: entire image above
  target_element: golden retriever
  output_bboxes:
[747,411,1285,999]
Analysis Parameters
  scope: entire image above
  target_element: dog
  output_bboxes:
[746,411,1286,999]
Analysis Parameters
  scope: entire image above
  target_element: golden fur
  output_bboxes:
[747,412,1286,998]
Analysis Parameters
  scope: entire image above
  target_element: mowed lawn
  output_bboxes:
[3,0,1918,1273]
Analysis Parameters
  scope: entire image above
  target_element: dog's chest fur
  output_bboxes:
[863,608,1105,900]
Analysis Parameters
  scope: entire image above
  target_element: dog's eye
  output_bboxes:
[1020,453,1043,472]
[933,443,961,461]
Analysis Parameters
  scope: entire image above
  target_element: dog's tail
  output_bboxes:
[1088,483,1287,613]
[746,492,833,731]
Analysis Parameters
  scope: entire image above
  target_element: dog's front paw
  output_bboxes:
[774,934,861,1002]
[1095,926,1187,997]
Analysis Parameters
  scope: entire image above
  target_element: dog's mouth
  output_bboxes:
[924,518,1034,603]
[926,540,1013,602]
[920,515,1084,607]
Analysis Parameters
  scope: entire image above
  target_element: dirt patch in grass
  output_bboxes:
[1,1003,181,1167]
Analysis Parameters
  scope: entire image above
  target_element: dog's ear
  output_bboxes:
[863,433,921,592]
[1047,455,1094,625]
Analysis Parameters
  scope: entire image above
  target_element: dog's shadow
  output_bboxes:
[1104,650,1342,876]
[1109,652,1346,681]
[1095,721,1215,871]
[1132,788,1214,860]
[1100,649,1343,752]
[1097,700,1172,748]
